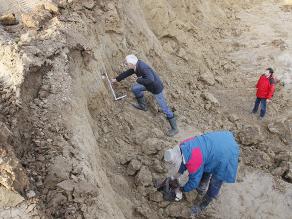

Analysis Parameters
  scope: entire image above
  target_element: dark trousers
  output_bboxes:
[252,97,267,118]
[198,172,223,198]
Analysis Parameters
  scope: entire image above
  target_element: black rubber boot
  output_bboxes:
[191,194,213,217]
[166,116,179,137]
[132,96,148,111]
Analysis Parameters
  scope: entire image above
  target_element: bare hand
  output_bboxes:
[111,78,117,84]
[267,99,271,103]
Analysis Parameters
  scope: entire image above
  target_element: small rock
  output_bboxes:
[228,114,239,123]
[82,0,96,10]
[44,2,59,14]
[36,180,43,187]
[201,92,219,106]
[47,192,67,208]
[204,103,212,111]
[119,153,135,165]
[26,190,36,198]
[0,187,24,207]
[0,121,12,143]
[275,151,292,162]
[39,90,50,99]
[152,159,165,173]
[238,124,263,146]
[215,76,224,84]
[149,191,163,203]
[41,84,51,92]
[184,190,198,203]
[133,128,150,145]
[159,200,171,208]
[0,13,19,26]
[25,204,36,213]
[37,155,45,162]
[272,166,287,176]
[135,206,157,219]
[21,14,39,28]
[135,166,152,187]
[57,180,75,192]
[199,73,215,86]
[177,48,188,61]
[137,185,147,197]
[21,9,52,29]
[267,118,292,145]
[127,159,142,176]
[57,0,67,8]
[284,169,292,183]
[142,138,165,155]
[165,203,190,218]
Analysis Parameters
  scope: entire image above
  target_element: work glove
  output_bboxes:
[174,187,183,201]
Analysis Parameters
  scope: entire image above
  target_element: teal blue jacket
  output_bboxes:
[179,131,240,192]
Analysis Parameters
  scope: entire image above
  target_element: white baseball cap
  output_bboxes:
[164,145,182,165]
[125,54,138,65]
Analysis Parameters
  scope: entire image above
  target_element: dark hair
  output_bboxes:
[266,67,274,74]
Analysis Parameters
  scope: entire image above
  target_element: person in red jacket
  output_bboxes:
[252,67,275,119]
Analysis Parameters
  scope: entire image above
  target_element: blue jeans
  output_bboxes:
[199,173,223,198]
[131,83,174,118]
[252,97,267,117]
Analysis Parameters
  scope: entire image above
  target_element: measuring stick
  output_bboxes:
[104,71,127,101]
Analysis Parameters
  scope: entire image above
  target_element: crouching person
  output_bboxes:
[112,54,178,136]
[164,131,240,216]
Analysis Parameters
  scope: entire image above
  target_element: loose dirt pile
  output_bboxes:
[0,0,291,218]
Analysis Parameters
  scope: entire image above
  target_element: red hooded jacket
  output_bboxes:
[256,75,275,99]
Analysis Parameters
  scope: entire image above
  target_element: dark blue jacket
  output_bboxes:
[116,60,164,94]
[178,131,240,192]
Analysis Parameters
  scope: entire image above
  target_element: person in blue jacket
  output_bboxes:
[112,54,178,137]
[164,131,240,216]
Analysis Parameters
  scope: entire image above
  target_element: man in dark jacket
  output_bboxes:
[111,54,178,136]
[252,67,275,119]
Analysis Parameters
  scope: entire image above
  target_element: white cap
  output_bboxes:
[164,146,183,177]
[164,145,182,165]
[125,54,138,65]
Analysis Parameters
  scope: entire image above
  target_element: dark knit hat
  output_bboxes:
[266,67,274,74]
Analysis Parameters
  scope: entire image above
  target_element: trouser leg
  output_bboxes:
[260,98,267,118]
[154,91,174,118]
[252,97,261,113]
[131,83,146,98]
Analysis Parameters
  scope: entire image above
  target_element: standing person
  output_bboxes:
[252,67,276,119]
[111,54,178,137]
[164,131,240,216]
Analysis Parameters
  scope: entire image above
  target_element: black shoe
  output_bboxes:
[166,116,179,137]
[132,96,148,111]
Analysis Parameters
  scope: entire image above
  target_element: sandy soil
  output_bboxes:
[0,0,291,219]
[0,0,45,14]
